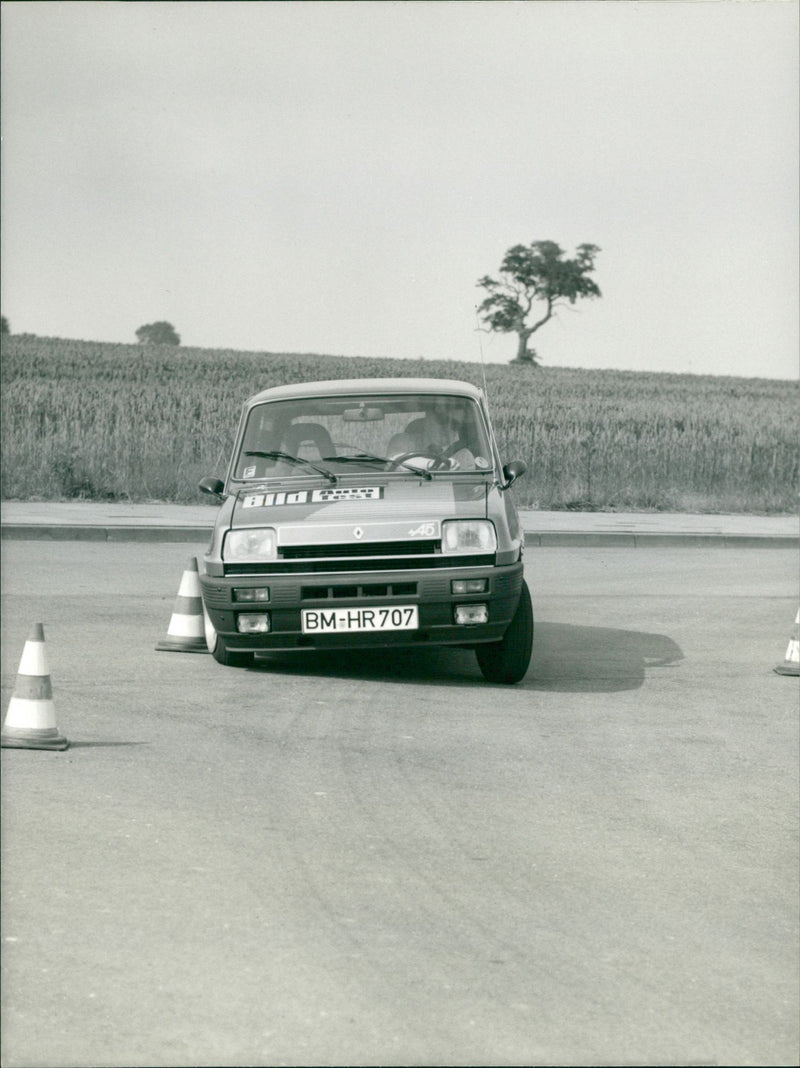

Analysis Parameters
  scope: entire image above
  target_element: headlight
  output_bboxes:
[223,527,277,562]
[441,520,497,554]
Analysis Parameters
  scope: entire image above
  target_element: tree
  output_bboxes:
[1,316,9,335]
[135,321,180,345]
[477,240,601,365]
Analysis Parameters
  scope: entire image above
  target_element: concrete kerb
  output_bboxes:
[0,524,212,543]
[530,532,798,549]
[1,502,797,546]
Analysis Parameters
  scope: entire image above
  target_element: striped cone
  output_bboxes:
[774,609,800,676]
[155,557,209,653]
[1,623,69,751]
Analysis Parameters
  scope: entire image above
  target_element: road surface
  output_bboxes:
[1,541,798,1067]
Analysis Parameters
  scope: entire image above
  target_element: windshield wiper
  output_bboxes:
[243,450,337,484]
[322,453,432,481]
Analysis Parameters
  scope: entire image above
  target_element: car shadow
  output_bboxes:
[526,622,684,693]
[248,622,684,694]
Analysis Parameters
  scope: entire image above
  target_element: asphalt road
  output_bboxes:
[1,541,798,1067]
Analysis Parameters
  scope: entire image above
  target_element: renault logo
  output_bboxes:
[353,526,364,540]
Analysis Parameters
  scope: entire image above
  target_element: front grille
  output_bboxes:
[224,554,495,575]
[280,540,438,560]
[301,581,418,601]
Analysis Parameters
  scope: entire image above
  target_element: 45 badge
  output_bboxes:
[408,522,438,537]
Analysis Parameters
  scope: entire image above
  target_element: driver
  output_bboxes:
[390,401,476,469]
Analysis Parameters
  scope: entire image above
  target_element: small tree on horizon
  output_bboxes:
[1,316,10,335]
[477,240,601,365]
[135,321,180,345]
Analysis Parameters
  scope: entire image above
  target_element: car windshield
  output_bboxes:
[232,393,494,480]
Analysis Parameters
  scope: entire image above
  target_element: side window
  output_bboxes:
[236,410,278,477]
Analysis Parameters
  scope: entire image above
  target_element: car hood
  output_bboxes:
[229,476,489,545]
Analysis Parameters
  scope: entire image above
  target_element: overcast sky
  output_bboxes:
[1,0,797,378]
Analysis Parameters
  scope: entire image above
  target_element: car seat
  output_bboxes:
[283,422,335,460]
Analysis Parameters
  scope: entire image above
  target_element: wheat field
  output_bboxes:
[1,335,797,512]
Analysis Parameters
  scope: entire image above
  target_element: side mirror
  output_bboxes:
[501,460,527,489]
[199,476,225,501]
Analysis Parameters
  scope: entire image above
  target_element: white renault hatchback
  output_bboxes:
[199,378,532,683]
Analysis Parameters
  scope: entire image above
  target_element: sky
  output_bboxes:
[1,0,798,379]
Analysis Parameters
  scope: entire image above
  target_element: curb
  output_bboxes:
[0,525,212,543]
[1,523,796,548]
[528,532,798,549]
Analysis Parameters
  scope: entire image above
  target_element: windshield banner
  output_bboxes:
[242,487,383,508]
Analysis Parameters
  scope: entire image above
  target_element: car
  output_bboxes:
[198,377,532,683]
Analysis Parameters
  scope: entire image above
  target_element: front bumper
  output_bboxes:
[200,561,524,653]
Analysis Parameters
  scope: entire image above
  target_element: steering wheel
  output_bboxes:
[426,439,472,470]
[388,451,432,468]
[440,438,470,459]
[389,450,461,472]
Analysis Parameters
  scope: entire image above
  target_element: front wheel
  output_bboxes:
[203,603,255,668]
[476,580,533,684]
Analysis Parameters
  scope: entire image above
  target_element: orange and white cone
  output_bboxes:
[1,623,69,750]
[155,557,208,653]
[774,609,800,676]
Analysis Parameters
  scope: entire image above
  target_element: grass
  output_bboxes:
[1,335,797,513]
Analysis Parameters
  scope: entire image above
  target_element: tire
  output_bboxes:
[203,604,254,668]
[476,580,533,684]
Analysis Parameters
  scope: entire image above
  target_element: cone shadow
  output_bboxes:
[65,741,151,749]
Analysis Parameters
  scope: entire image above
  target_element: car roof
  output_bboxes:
[245,377,485,407]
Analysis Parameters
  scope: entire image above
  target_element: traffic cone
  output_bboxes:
[1,623,69,750]
[155,557,209,652]
[774,609,800,676]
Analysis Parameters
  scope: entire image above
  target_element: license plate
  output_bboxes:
[301,605,419,634]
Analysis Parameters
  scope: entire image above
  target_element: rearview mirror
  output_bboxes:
[342,406,384,422]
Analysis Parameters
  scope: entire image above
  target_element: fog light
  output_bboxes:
[237,613,271,633]
[454,604,488,625]
[451,578,488,594]
[233,587,270,602]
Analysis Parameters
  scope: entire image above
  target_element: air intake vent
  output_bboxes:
[281,540,438,560]
[301,582,419,601]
